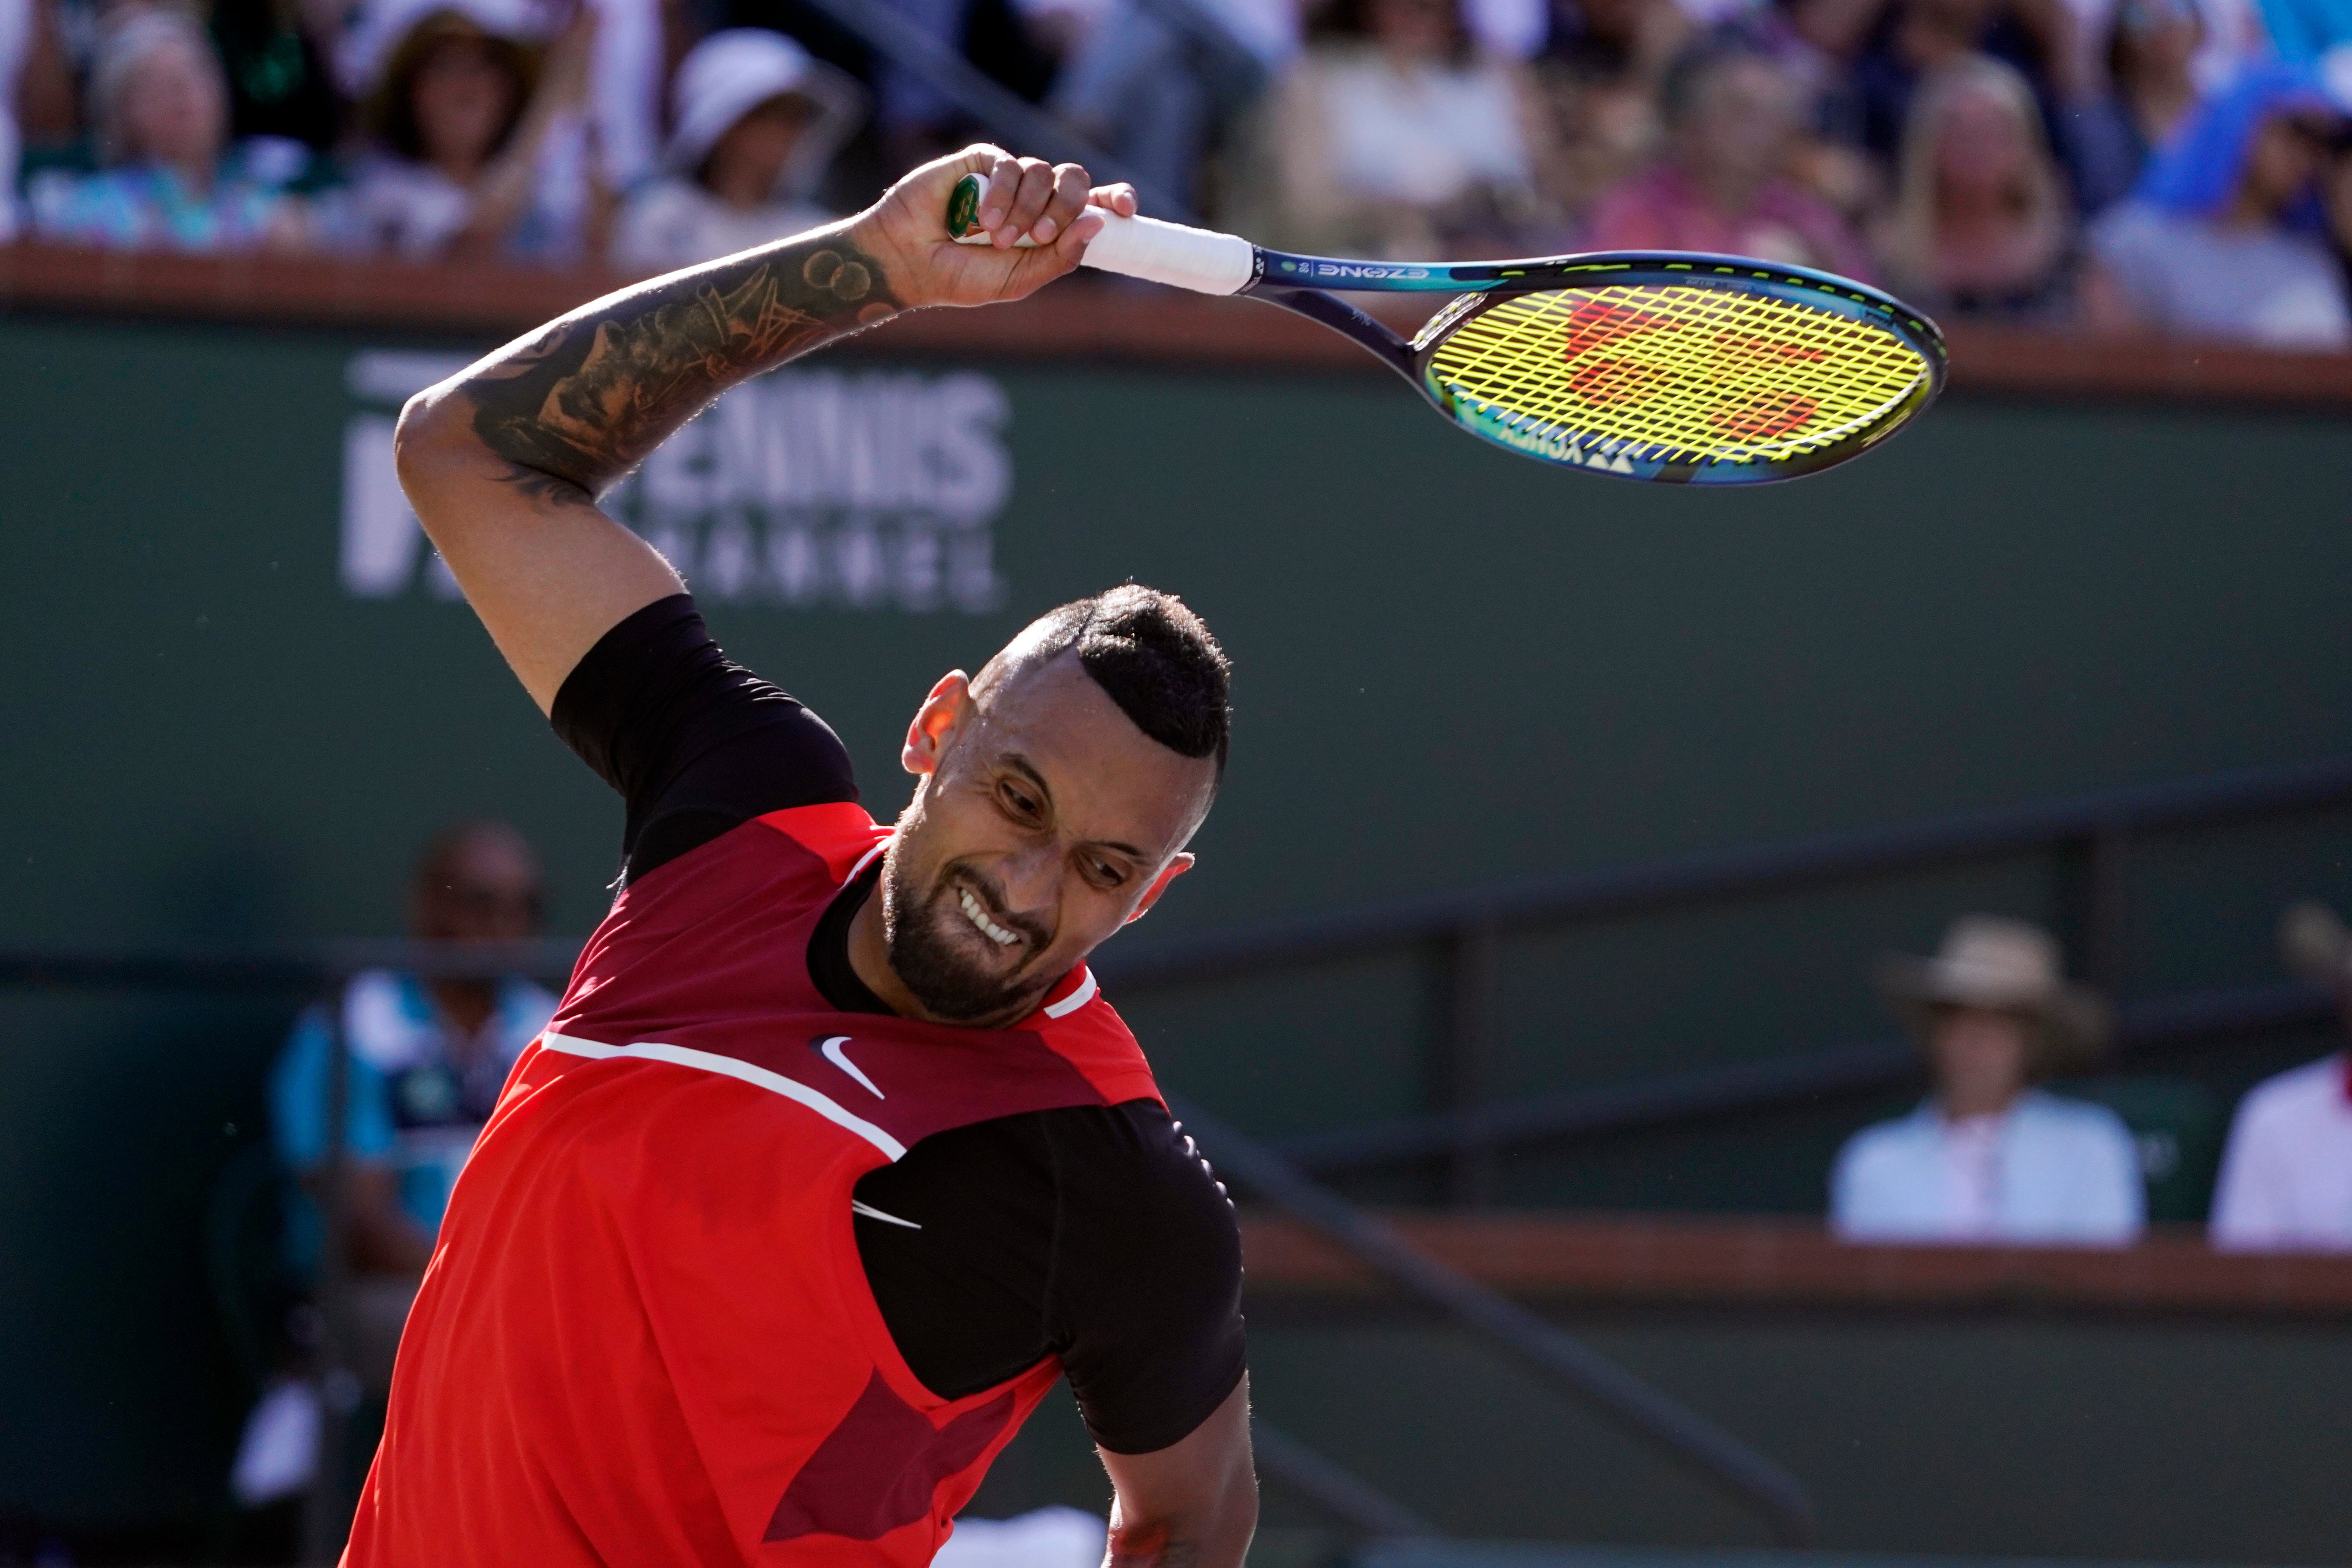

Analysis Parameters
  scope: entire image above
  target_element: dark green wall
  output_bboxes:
[5,311,2352,1551]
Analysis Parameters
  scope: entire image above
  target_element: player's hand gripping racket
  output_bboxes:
[947,174,1944,483]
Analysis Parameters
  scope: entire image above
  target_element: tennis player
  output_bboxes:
[351,146,1254,1567]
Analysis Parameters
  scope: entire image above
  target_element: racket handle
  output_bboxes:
[944,173,1255,296]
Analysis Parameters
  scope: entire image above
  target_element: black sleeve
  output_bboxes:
[1046,1102,1248,1455]
[549,594,857,885]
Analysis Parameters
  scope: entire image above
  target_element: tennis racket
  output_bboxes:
[946,173,1945,485]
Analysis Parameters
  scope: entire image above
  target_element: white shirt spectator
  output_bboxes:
[612,30,861,272]
[613,184,836,270]
[2209,1055,2352,1251]
[1832,1091,2146,1245]
[2090,196,2352,350]
[1315,44,1534,210]
[333,152,479,257]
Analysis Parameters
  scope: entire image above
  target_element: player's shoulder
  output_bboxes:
[1025,968,1163,1109]
[588,803,880,951]
[2020,1090,2132,1137]
[1038,1098,1238,1244]
[2235,1055,2349,1130]
[749,801,889,882]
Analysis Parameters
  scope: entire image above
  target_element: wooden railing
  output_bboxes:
[8,240,2352,407]
[1241,1212,2352,1316]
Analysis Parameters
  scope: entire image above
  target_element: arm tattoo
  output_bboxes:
[463,228,901,503]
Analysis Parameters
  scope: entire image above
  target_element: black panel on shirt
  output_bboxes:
[549,596,1246,1454]
[551,595,859,887]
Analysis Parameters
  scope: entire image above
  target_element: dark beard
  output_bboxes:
[881,857,1044,1023]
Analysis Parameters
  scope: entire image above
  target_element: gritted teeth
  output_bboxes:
[959,886,1021,947]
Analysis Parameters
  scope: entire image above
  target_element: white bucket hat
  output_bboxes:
[664,28,865,199]
[1878,915,2113,1073]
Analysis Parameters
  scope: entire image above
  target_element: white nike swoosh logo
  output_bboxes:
[818,1035,885,1099]
[851,1200,921,1230]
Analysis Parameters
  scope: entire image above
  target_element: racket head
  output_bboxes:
[1402,254,1946,484]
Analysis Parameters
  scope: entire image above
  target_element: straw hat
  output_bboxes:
[664,29,865,199]
[1878,915,2113,1073]
[343,0,546,125]
[2280,900,2352,990]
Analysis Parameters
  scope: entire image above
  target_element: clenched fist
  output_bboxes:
[849,145,1141,310]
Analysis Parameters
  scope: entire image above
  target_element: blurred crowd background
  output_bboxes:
[7,0,2352,342]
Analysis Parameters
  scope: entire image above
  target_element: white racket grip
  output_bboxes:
[1078,211,1256,296]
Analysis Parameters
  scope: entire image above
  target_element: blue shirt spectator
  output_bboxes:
[1834,1090,2146,1243]
[233,822,554,1507]
[1829,916,2143,1246]
[267,820,554,1286]
[2086,61,2352,346]
[271,966,556,1270]
[27,8,309,252]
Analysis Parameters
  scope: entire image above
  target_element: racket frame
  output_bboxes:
[939,175,1944,484]
[1237,249,1947,486]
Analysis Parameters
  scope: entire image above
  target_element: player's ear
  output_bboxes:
[903,672,973,777]
[1124,853,1194,924]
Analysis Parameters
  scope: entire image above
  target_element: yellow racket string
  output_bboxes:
[1426,285,1931,467]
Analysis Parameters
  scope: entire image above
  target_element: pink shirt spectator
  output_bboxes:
[1584,161,1875,280]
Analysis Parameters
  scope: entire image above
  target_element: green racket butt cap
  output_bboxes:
[946,174,984,240]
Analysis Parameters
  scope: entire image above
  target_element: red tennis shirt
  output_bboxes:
[341,799,1163,1567]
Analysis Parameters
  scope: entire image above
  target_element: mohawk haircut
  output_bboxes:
[1002,585,1232,775]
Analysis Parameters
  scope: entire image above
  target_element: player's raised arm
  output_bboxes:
[391,146,1135,712]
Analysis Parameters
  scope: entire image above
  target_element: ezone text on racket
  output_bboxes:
[1274,262,1436,282]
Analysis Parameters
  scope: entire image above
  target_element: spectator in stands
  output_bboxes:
[2085,61,2351,346]
[1831,915,2143,1245]
[0,0,27,241]
[2037,0,2211,212]
[1793,0,2081,156]
[1584,34,1873,275]
[2107,0,2205,170]
[859,0,1056,171]
[1047,0,1291,213]
[27,8,309,250]
[267,820,556,1371]
[322,0,603,261]
[1220,0,1550,258]
[2208,901,2352,1251]
[2190,0,2271,86]
[234,820,557,1504]
[8,0,74,173]
[1876,55,2077,318]
[212,0,348,153]
[612,28,861,270]
[1524,0,1689,221]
